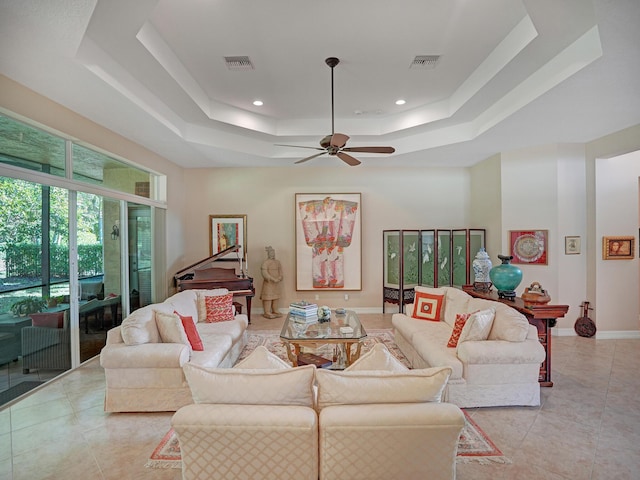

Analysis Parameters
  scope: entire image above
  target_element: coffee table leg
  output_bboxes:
[284,341,299,366]
[344,342,363,367]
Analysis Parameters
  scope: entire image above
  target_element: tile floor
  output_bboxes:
[0,313,638,480]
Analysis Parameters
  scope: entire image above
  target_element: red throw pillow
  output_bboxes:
[447,313,471,347]
[174,311,204,351]
[30,311,65,329]
[204,293,235,323]
[411,291,444,321]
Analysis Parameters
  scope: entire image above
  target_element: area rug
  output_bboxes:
[146,329,509,468]
[146,410,508,468]
[235,328,412,368]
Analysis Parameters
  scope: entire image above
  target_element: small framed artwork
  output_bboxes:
[565,236,581,255]
[209,214,247,260]
[510,230,548,265]
[602,236,634,260]
[295,193,362,291]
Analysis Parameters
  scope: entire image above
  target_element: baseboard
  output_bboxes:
[553,327,640,339]
[595,330,640,340]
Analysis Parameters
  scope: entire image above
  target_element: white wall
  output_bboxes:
[594,150,640,333]
[500,146,561,302]
[586,124,640,337]
[181,166,470,310]
[555,144,588,330]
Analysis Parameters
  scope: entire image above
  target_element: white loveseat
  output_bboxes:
[393,286,545,408]
[100,289,248,412]
[172,344,465,480]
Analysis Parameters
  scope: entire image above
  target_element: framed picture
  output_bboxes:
[565,236,581,255]
[602,236,634,260]
[295,193,362,291]
[209,214,247,260]
[509,230,548,265]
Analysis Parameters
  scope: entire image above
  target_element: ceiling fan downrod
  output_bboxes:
[325,57,339,135]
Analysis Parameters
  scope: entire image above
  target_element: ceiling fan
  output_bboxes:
[277,57,395,166]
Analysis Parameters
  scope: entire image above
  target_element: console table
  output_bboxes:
[462,285,568,386]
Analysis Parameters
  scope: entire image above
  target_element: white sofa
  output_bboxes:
[393,286,545,408]
[100,289,248,412]
[172,344,465,480]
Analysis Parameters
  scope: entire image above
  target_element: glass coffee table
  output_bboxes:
[279,309,367,369]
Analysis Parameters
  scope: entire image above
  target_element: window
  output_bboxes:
[0,115,66,177]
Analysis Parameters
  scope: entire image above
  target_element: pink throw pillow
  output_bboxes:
[447,313,471,348]
[411,291,444,321]
[204,293,235,323]
[174,311,204,351]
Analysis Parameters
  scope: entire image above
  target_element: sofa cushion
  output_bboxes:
[174,311,204,351]
[120,304,162,345]
[155,311,191,349]
[345,343,408,372]
[488,304,531,342]
[196,317,247,344]
[189,334,234,368]
[315,366,452,410]
[196,289,230,321]
[415,286,446,296]
[442,287,472,327]
[204,293,235,322]
[412,291,445,321]
[447,312,471,348]
[457,308,495,345]
[234,345,291,369]
[183,363,315,407]
[409,325,464,380]
[164,290,199,321]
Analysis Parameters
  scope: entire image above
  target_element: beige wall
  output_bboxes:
[3,73,640,336]
[0,74,186,297]
[469,154,502,260]
[181,167,471,311]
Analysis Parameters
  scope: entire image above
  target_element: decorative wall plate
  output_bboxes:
[509,230,548,264]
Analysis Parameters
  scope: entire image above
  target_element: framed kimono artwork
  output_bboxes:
[295,193,362,291]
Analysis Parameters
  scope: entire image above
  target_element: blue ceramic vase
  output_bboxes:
[489,255,522,300]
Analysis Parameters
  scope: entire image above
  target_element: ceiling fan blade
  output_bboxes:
[337,152,361,166]
[330,133,349,148]
[275,144,325,151]
[295,152,327,164]
[342,146,396,154]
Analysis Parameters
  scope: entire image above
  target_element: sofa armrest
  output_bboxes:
[172,404,318,480]
[319,402,464,480]
[456,338,545,365]
[106,326,124,345]
[100,342,190,369]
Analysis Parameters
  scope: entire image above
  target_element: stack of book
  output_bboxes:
[289,301,319,323]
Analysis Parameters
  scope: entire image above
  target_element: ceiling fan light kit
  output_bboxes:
[278,57,396,166]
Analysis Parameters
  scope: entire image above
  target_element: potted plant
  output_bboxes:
[10,297,48,317]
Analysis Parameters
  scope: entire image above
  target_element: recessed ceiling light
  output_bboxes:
[395,99,406,105]
[253,100,263,106]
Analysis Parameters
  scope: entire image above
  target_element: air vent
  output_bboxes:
[224,56,254,71]
[410,55,441,69]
